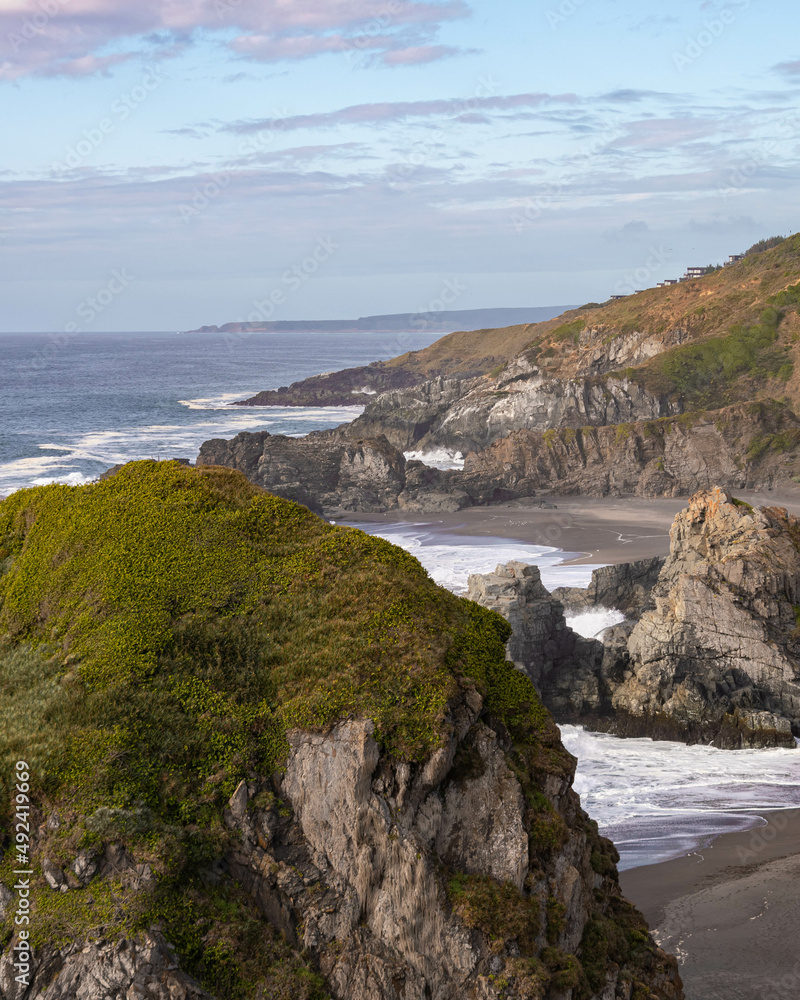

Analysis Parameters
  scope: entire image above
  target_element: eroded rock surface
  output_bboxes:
[471,493,800,748]
[223,708,682,1000]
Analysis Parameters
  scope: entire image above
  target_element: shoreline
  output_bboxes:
[342,490,800,569]
[620,809,800,999]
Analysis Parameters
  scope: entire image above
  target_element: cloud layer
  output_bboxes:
[0,0,470,79]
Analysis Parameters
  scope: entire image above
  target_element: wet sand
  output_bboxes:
[344,489,800,567]
[620,809,800,1000]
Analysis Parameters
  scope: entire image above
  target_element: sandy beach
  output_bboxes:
[344,489,800,568]
[621,809,800,1000]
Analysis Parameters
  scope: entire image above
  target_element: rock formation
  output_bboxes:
[461,401,800,499]
[468,491,800,749]
[195,400,800,514]
[599,487,800,747]
[466,562,604,719]
[349,370,679,455]
[551,557,665,618]
[0,461,683,1000]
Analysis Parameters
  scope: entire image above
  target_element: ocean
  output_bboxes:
[0,329,441,498]
[2,329,799,869]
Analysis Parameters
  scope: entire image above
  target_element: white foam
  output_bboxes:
[561,725,800,869]
[404,448,465,470]
[566,608,627,638]
[352,522,596,594]
[0,405,365,498]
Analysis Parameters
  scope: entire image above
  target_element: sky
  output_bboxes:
[0,0,799,331]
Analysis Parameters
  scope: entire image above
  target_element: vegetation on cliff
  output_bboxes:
[0,462,674,999]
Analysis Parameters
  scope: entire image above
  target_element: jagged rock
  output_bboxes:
[223,709,682,1000]
[350,372,677,454]
[469,497,800,749]
[551,557,665,618]
[0,932,212,1000]
[462,401,800,498]
[597,487,800,747]
[466,562,604,719]
[196,429,411,514]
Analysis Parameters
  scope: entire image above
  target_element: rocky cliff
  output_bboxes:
[599,487,800,747]
[468,491,800,749]
[462,401,800,498]
[551,558,665,618]
[225,236,800,500]
[0,461,682,1000]
[348,370,680,454]
[196,400,800,514]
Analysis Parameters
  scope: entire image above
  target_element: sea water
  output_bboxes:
[0,329,443,497]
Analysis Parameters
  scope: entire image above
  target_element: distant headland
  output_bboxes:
[188,305,575,335]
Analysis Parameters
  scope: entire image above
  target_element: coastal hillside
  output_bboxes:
[236,235,800,420]
[0,462,682,1000]
[197,400,800,513]
[348,235,800,453]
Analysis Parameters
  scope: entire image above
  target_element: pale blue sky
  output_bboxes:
[0,0,798,331]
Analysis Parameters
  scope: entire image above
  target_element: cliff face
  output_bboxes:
[462,401,800,498]
[224,708,682,1000]
[468,492,800,749]
[196,429,408,513]
[602,487,800,746]
[195,401,800,514]
[350,370,678,454]
[0,462,682,1000]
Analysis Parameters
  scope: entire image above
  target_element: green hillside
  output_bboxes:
[0,461,549,997]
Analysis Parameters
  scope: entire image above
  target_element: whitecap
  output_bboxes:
[566,608,627,638]
[561,725,800,869]
[404,448,465,470]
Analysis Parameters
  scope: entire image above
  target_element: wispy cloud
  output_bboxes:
[221,91,579,135]
[0,0,471,80]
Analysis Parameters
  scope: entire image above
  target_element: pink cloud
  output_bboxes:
[382,44,460,66]
[0,0,471,79]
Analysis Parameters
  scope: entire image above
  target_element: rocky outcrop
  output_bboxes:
[195,401,800,515]
[551,557,665,618]
[0,932,211,1000]
[223,706,682,1000]
[462,401,800,498]
[351,371,678,454]
[596,487,800,747]
[194,430,514,514]
[466,563,604,720]
[196,429,409,513]
[234,361,423,408]
[471,493,800,749]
